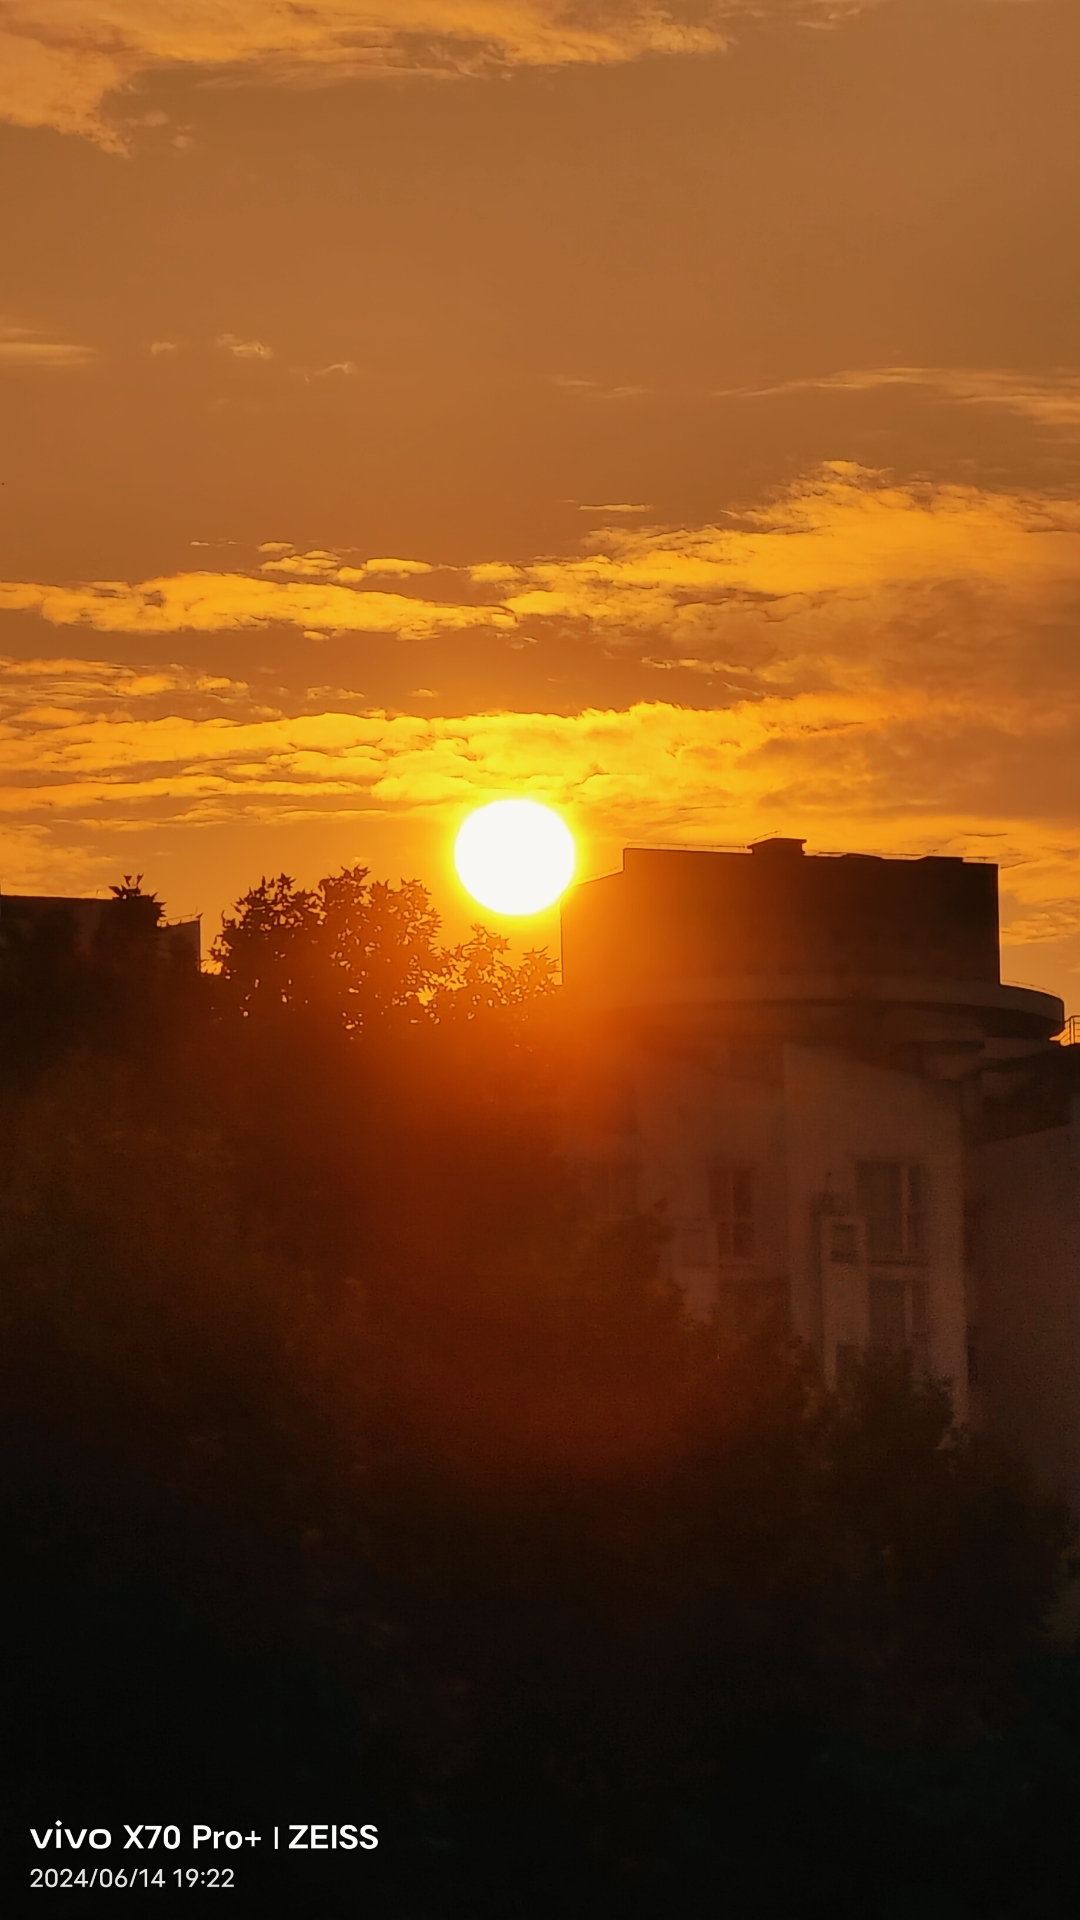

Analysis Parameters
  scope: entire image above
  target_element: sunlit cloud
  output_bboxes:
[493,468,1080,649]
[722,367,1080,433]
[5,463,1080,951]
[552,375,652,400]
[2,679,1080,947]
[5,466,1080,657]
[0,318,94,368]
[0,570,515,640]
[216,333,274,360]
[0,656,255,719]
[0,2,881,148]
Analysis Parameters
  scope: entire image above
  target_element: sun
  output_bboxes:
[454,800,576,916]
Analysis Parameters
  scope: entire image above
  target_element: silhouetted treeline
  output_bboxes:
[2,870,1079,1916]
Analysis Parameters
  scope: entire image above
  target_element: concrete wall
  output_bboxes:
[0,893,200,969]
[782,1047,967,1415]
[563,843,1001,1001]
[564,1026,969,1417]
[970,1105,1080,1519]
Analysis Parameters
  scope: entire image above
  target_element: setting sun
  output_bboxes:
[454,799,576,916]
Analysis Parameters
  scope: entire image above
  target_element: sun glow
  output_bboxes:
[454,800,576,916]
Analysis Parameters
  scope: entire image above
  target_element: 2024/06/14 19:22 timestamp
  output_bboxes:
[32,1868,236,1889]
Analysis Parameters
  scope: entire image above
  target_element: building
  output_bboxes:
[0,891,201,970]
[561,839,1079,1509]
[968,1038,1080,1520]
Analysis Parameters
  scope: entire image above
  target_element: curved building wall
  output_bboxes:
[560,841,1064,1429]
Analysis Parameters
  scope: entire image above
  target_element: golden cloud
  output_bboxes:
[1,684,1078,926]
[0,2,874,147]
[216,333,274,360]
[724,367,1080,433]
[4,656,1080,954]
[5,466,1080,685]
[0,570,515,640]
[0,319,95,368]
[5,463,1080,952]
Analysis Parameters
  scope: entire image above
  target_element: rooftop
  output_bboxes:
[561,842,1063,1043]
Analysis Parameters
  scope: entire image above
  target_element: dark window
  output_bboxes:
[869,1276,907,1354]
[709,1163,755,1260]
[829,1221,858,1264]
[856,1162,926,1260]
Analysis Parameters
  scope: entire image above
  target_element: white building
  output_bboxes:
[560,839,1073,1476]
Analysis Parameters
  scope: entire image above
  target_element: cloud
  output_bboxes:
[216,333,273,360]
[0,655,253,718]
[0,318,94,368]
[0,2,875,148]
[0,341,95,367]
[2,681,1080,948]
[552,375,652,400]
[496,461,1080,620]
[257,550,435,580]
[5,467,1080,656]
[722,366,1080,433]
[6,464,1080,954]
[0,568,515,640]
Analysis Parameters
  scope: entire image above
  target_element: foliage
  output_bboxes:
[211,866,557,1035]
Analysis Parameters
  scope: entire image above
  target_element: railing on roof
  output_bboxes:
[1060,1014,1080,1046]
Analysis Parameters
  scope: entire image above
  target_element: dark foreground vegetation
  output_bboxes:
[2,873,1079,1916]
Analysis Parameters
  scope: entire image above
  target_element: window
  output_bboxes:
[582,1160,639,1219]
[855,1162,926,1261]
[869,1276,906,1354]
[828,1221,858,1264]
[709,1163,755,1260]
[867,1274,930,1365]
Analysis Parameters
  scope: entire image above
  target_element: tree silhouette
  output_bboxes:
[212,865,557,1035]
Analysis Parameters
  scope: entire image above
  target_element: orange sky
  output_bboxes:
[2,0,1080,1003]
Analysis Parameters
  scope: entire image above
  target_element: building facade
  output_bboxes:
[0,891,201,970]
[561,839,1076,1499]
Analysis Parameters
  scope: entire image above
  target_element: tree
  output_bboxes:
[212,866,558,1035]
[212,867,449,1032]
